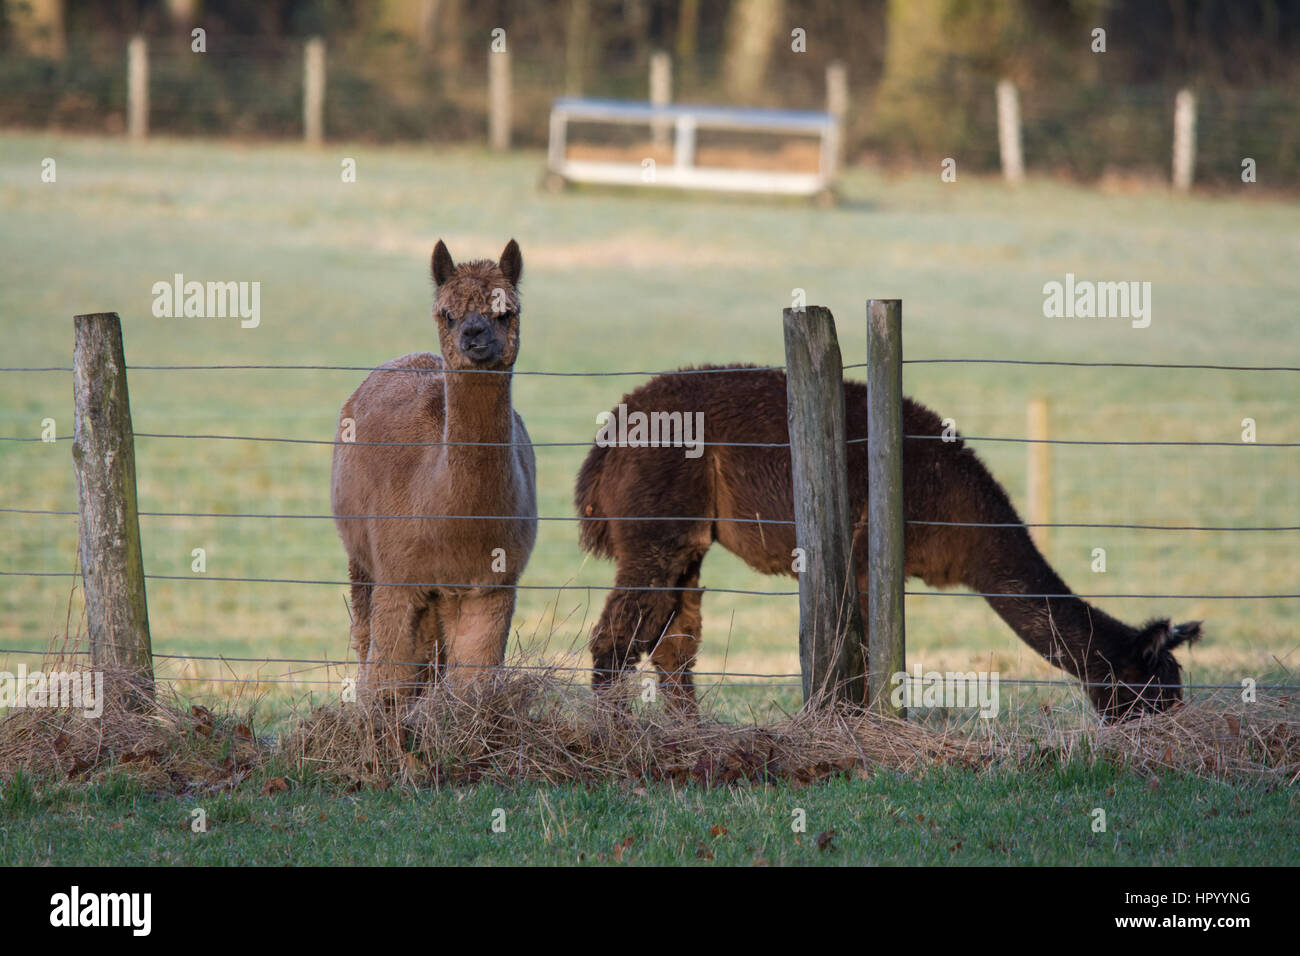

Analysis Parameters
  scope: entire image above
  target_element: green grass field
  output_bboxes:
[0,132,1296,864]
[2,761,1295,866]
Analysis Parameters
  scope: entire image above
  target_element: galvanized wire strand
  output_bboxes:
[0,570,796,595]
[902,359,1300,371]
[7,357,1297,372]
[6,431,1294,447]
[4,507,1296,533]
[0,647,1293,693]
[897,589,1299,600]
[1,362,834,376]
[2,569,1294,598]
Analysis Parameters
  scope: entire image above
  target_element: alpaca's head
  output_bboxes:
[1091,618,1202,721]
[430,239,523,370]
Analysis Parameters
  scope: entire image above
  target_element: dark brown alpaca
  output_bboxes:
[575,366,1201,721]
[331,240,537,707]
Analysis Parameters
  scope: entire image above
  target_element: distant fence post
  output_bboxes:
[1026,397,1051,553]
[72,313,154,708]
[650,49,672,149]
[825,60,847,172]
[866,299,906,717]
[489,42,512,151]
[783,306,866,707]
[996,79,1023,184]
[303,36,326,146]
[127,35,149,141]
[1172,88,1197,192]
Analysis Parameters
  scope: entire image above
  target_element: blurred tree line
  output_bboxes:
[2,0,1297,183]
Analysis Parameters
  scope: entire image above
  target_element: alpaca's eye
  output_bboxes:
[495,312,514,324]
[441,310,455,326]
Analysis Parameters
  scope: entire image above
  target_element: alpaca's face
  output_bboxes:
[1091,619,1200,721]
[429,240,523,371]
[1093,653,1184,720]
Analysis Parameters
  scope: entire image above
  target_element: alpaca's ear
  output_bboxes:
[431,240,455,286]
[499,239,523,288]
[1166,620,1202,650]
[1140,618,1202,663]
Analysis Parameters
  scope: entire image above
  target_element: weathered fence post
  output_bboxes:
[825,60,848,171]
[1026,397,1051,553]
[996,79,1023,184]
[783,306,866,706]
[866,299,906,716]
[1172,88,1197,192]
[72,313,154,707]
[303,36,326,146]
[649,49,672,149]
[127,35,149,141]
[489,41,512,151]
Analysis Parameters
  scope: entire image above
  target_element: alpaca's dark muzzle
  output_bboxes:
[459,313,498,361]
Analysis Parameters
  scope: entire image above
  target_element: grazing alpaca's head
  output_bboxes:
[430,238,523,371]
[1096,618,1201,720]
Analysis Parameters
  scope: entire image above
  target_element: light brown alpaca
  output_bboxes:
[331,240,537,707]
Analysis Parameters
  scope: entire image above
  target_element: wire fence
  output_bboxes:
[1,354,1296,708]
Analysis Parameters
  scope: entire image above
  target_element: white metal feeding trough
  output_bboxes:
[544,97,840,200]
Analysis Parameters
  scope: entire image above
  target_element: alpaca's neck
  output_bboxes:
[965,530,1134,683]
[952,467,1136,684]
[442,368,515,448]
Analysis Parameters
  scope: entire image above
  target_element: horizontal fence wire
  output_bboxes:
[1,569,1295,598]
[6,358,1300,372]
[0,647,1293,693]
[0,570,795,595]
[5,508,1296,532]
[0,362,837,376]
[5,432,1297,448]
[902,359,1300,371]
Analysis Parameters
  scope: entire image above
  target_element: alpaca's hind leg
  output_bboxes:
[411,592,443,689]
[438,589,515,691]
[649,557,704,715]
[347,559,373,664]
[362,584,423,710]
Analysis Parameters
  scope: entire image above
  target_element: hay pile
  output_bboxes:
[1,658,1295,791]
[0,667,263,793]
[284,673,985,789]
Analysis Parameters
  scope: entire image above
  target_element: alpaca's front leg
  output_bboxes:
[362,585,424,710]
[438,588,515,690]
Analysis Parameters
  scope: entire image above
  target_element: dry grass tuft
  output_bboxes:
[1089,696,1300,782]
[0,663,263,793]
[1,656,1295,792]
[284,670,988,789]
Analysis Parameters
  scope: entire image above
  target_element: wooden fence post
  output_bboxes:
[303,36,326,146]
[650,49,672,149]
[866,299,906,716]
[825,60,847,172]
[783,306,866,706]
[489,42,512,151]
[1172,88,1197,192]
[127,35,149,141]
[72,313,154,707]
[565,0,591,95]
[996,79,1023,184]
[1026,397,1051,553]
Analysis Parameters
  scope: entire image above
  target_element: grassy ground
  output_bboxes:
[0,132,1296,864]
[3,762,1295,866]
